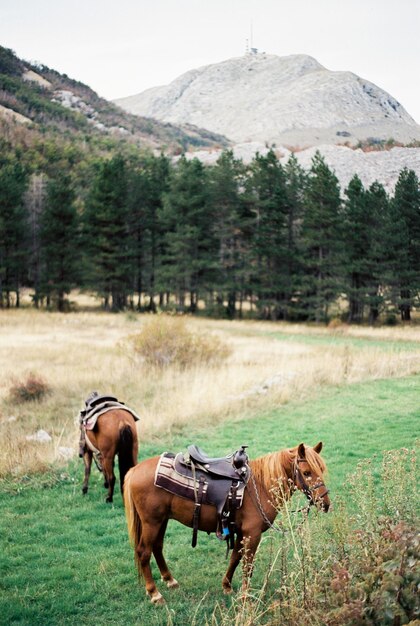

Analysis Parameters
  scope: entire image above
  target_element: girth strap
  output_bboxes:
[226,482,239,554]
[84,430,103,472]
[191,474,206,548]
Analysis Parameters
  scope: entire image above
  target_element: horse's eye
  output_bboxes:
[303,471,311,477]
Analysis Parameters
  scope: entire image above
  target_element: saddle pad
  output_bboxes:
[82,401,140,430]
[155,452,209,502]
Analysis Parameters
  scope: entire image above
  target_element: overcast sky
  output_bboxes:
[1,0,419,122]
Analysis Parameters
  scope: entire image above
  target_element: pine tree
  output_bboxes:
[40,173,80,311]
[25,174,47,308]
[158,157,211,312]
[0,159,28,307]
[343,175,369,322]
[125,154,171,311]
[386,168,420,321]
[207,151,248,318]
[283,154,307,319]
[143,154,170,310]
[126,162,150,310]
[247,149,289,319]
[301,152,343,322]
[83,155,131,311]
[364,181,389,323]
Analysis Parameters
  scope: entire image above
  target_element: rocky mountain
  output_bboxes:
[2,46,418,193]
[115,52,420,192]
[114,52,420,148]
[0,46,228,157]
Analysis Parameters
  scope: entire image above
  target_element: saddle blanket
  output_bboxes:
[78,400,140,431]
[154,452,245,510]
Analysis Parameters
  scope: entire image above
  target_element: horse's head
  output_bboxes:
[293,442,330,512]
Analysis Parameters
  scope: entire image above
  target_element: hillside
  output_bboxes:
[115,52,420,148]
[1,46,419,193]
[0,46,229,161]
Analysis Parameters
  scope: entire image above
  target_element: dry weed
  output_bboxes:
[9,371,51,403]
[129,315,231,368]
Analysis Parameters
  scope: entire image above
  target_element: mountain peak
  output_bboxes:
[115,53,420,148]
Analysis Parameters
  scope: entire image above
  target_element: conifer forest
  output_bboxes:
[1,145,419,323]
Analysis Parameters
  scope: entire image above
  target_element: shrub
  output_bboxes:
[9,372,51,403]
[212,447,419,626]
[385,313,398,326]
[129,316,231,369]
[328,318,347,331]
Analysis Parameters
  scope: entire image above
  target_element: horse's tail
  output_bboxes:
[123,467,143,578]
[117,425,136,494]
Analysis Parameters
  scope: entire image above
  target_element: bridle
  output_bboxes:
[247,456,330,532]
[294,457,329,506]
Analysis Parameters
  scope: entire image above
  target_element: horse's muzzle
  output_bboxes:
[314,486,330,512]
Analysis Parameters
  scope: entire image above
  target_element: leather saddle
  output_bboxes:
[187,444,249,481]
[176,445,250,549]
[155,445,250,549]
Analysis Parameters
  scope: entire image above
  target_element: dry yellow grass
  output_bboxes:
[0,308,419,476]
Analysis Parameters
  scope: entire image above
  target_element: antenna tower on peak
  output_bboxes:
[245,20,258,55]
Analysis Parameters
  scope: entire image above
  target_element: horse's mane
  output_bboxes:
[249,445,327,495]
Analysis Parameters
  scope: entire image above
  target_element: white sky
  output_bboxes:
[1,0,419,122]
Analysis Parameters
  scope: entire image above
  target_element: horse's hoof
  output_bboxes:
[106,496,113,503]
[82,487,88,495]
[222,578,233,594]
[150,591,165,605]
[166,578,179,589]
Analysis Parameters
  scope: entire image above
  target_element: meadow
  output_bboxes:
[0,306,419,625]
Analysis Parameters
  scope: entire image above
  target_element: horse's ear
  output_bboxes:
[297,443,306,459]
[313,441,323,454]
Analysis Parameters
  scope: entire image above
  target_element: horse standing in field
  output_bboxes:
[79,392,140,503]
[123,441,330,604]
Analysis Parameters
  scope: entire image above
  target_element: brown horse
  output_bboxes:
[82,409,138,502]
[124,441,330,604]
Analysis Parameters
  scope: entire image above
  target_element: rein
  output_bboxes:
[248,457,329,533]
[247,471,310,534]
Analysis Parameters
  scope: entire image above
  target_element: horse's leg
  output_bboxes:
[137,521,166,604]
[222,531,243,594]
[101,455,116,503]
[240,532,262,595]
[152,520,179,590]
[82,450,93,494]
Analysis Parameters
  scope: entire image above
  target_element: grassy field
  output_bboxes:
[1,309,419,476]
[0,309,419,625]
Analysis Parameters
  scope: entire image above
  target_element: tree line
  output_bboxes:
[1,147,419,322]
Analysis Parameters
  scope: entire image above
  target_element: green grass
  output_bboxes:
[169,374,419,487]
[0,375,419,625]
[265,329,420,352]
